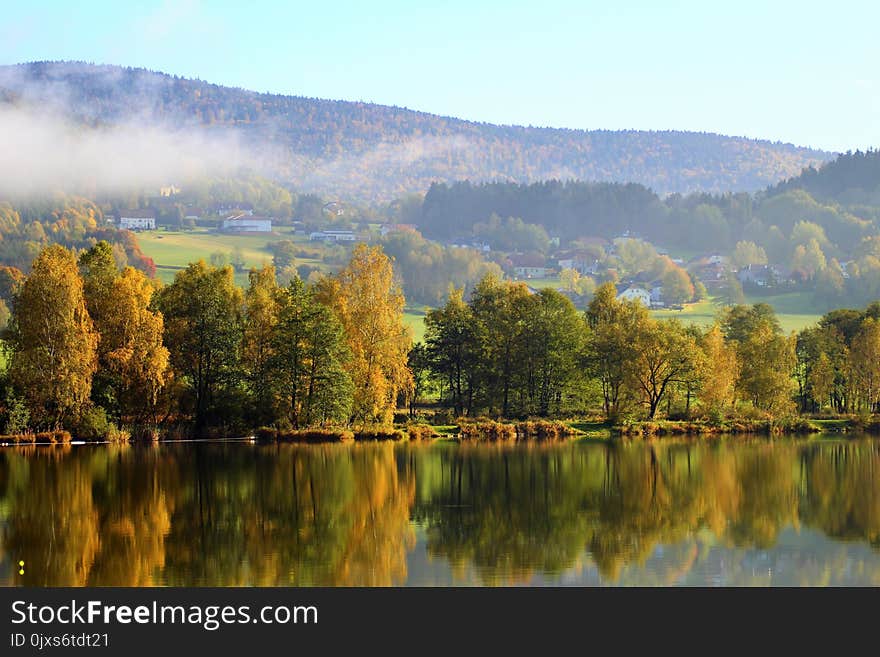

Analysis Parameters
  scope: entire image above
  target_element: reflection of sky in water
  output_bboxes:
[404,526,880,586]
[2,439,880,586]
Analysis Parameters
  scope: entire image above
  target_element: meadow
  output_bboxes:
[138,228,326,285]
[653,291,821,333]
[137,231,824,339]
[518,274,823,333]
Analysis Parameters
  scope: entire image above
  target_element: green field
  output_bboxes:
[653,292,822,333]
[138,228,326,285]
[404,307,428,343]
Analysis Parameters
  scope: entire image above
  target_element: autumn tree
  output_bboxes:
[0,265,25,305]
[736,323,797,413]
[847,318,880,412]
[627,318,698,418]
[661,266,695,305]
[808,352,836,411]
[100,268,170,421]
[317,244,411,425]
[731,241,768,269]
[79,241,170,421]
[8,245,98,427]
[698,325,739,413]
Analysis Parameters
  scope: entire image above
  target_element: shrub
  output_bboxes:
[106,425,131,443]
[458,421,517,441]
[73,407,112,441]
[35,430,71,443]
[514,420,576,440]
[129,425,159,442]
[276,429,354,443]
[354,428,406,441]
[406,424,439,441]
[255,426,279,442]
[3,393,29,435]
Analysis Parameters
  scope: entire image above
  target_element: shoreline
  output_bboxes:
[4,417,880,446]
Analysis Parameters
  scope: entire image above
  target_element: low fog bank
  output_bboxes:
[0,104,270,198]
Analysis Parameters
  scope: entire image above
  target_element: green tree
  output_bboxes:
[155,260,243,429]
[527,288,586,415]
[424,287,481,416]
[469,275,534,417]
[585,282,648,420]
[242,266,281,426]
[273,277,353,427]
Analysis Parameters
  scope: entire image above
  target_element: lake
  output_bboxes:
[1,437,879,586]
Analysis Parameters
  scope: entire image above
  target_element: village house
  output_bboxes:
[650,286,665,307]
[557,256,599,275]
[616,284,651,307]
[688,255,729,290]
[310,230,357,242]
[118,209,156,231]
[222,215,273,233]
[509,253,549,278]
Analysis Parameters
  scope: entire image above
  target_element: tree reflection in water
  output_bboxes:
[1,439,880,586]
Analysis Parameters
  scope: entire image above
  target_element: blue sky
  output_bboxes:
[1,0,878,152]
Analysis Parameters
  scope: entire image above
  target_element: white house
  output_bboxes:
[514,265,548,278]
[650,286,665,308]
[118,210,156,231]
[617,286,651,307]
[310,230,356,242]
[222,216,272,233]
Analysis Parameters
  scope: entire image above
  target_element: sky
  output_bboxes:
[1,0,878,153]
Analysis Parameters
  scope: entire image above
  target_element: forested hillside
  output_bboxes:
[0,61,831,202]
[416,150,880,311]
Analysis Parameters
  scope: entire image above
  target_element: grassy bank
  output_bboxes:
[138,228,329,285]
[615,418,821,437]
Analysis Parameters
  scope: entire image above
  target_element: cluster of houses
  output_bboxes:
[114,206,275,234]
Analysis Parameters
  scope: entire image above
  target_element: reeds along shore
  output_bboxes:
[457,420,579,442]
[614,418,827,436]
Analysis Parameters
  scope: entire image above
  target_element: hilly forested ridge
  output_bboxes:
[0,61,832,202]
[413,150,880,310]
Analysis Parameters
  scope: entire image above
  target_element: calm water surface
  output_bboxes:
[2,437,879,586]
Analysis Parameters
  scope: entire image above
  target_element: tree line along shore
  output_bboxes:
[1,240,880,444]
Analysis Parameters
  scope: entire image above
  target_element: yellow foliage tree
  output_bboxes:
[9,245,98,426]
[102,267,171,420]
[317,244,412,425]
[699,325,740,413]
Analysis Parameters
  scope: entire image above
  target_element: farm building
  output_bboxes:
[222,216,272,233]
[310,230,356,242]
[119,210,156,231]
